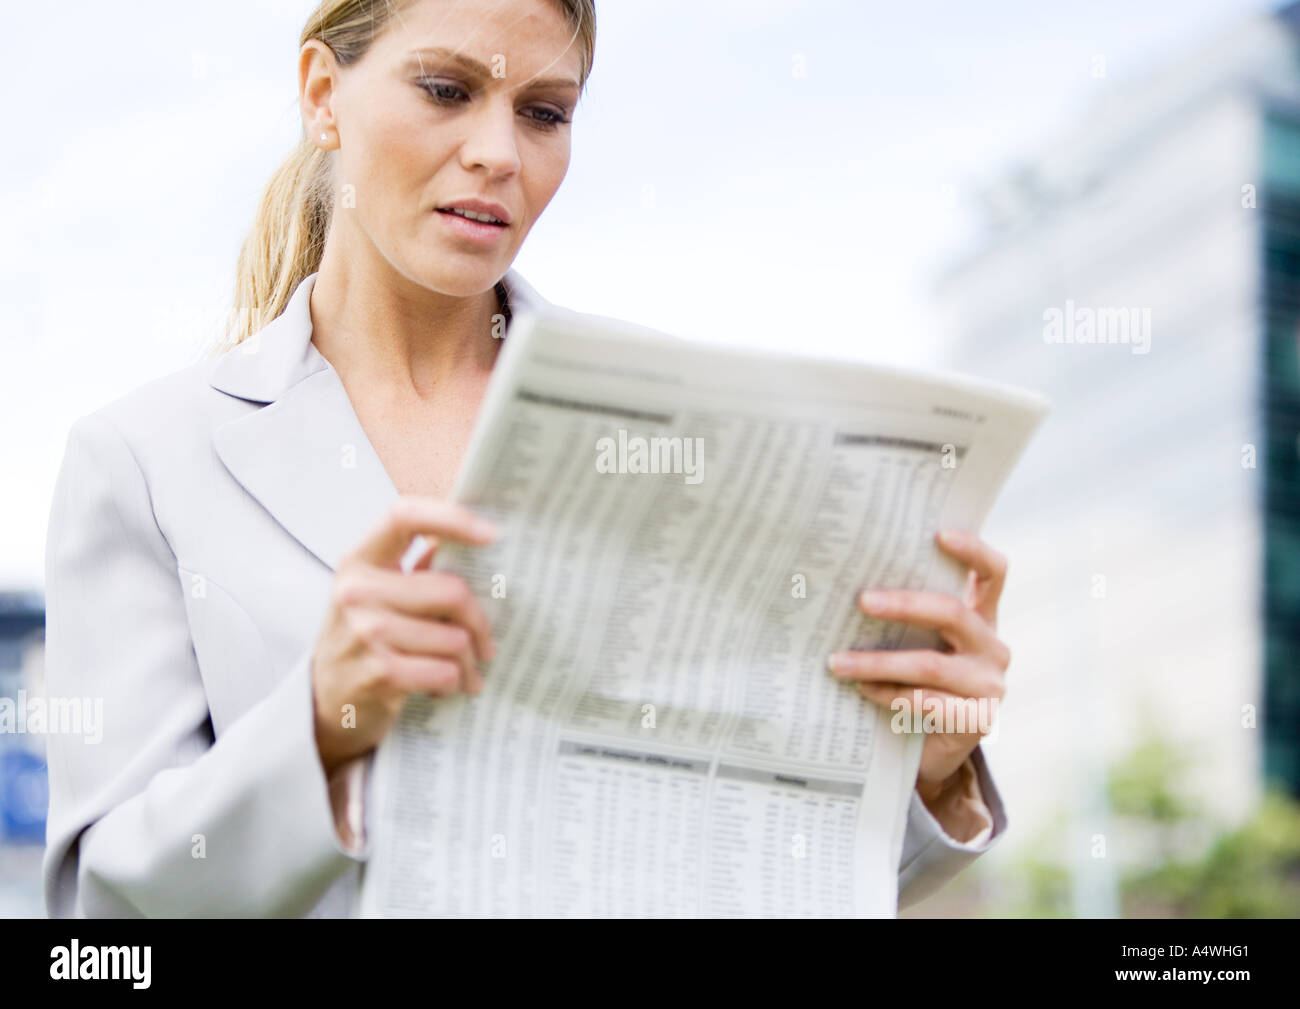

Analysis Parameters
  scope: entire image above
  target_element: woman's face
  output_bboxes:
[301,0,583,296]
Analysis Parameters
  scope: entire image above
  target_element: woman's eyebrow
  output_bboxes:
[405,46,580,92]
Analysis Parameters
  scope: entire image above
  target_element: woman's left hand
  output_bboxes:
[827,528,1011,804]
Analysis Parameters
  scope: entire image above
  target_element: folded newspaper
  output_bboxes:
[357,302,1050,918]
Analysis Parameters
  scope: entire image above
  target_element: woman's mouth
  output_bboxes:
[435,207,510,245]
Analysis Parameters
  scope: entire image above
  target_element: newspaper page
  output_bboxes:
[357,304,1050,918]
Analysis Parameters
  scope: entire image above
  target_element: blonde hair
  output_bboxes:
[215,0,596,354]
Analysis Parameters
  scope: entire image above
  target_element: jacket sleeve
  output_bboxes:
[328,754,373,857]
[897,744,1008,909]
[42,412,365,918]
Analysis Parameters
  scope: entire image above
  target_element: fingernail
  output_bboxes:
[474,518,502,540]
[859,590,887,611]
[827,653,846,674]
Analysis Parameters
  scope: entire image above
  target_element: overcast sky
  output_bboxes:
[0,0,1272,587]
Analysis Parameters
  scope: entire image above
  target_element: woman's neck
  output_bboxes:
[309,241,504,401]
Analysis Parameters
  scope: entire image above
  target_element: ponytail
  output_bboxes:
[216,135,332,354]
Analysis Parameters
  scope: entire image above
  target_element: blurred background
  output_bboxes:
[3,0,1298,916]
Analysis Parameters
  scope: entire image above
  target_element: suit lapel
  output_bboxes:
[208,269,546,571]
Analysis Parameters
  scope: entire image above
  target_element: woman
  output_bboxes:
[42,0,1010,918]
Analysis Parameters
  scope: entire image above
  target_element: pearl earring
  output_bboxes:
[320,132,328,141]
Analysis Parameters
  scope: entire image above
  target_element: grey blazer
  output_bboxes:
[42,269,1008,918]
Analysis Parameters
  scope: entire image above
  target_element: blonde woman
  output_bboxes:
[42,0,1010,918]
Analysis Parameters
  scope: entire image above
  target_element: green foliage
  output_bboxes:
[1121,790,1300,918]
[1012,850,1072,918]
[964,729,1300,918]
[1106,736,1197,825]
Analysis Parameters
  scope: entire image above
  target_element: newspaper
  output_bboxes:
[356,304,1050,918]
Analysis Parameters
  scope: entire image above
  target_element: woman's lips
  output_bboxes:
[435,209,509,245]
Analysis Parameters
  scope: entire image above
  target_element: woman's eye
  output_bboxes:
[418,79,569,130]
[420,80,469,105]
[525,106,571,130]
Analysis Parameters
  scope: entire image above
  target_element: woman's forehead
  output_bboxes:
[378,0,584,77]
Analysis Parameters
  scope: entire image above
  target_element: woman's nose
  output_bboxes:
[458,100,522,177]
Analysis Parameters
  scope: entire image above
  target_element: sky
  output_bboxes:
[0,0,1275,588]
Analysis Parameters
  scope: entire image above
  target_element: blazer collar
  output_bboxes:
[209,267,547,403]
[209,268,548,572]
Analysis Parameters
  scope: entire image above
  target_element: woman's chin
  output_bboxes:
[398,256,500,298]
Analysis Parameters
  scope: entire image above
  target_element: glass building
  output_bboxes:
[932,2,1300,854]
[0,591,46,917]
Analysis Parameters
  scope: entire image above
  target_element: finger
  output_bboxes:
[373,648,464,699]
[351,607,483,695]
[337,567,496,662]
[857,588,996,654]
[935,529,1007,624]
[408,536,438,572]
[855,680,905,708]
[348,495,500,569]
[828,648,995,698]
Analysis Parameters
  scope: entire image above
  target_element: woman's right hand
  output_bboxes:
[310,495,501,777]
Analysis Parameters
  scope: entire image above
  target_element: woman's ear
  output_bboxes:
[300,39,339,146]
